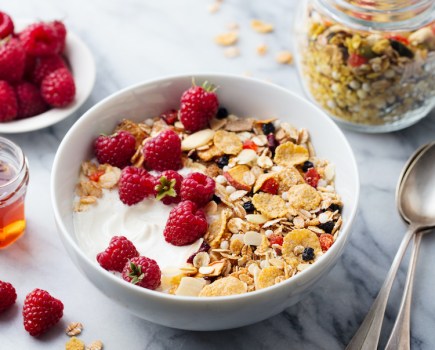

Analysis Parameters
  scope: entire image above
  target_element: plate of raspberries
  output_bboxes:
[0,12,95,133]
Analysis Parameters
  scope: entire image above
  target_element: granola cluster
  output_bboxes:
[75,113,342,297]
[297,9,435,126]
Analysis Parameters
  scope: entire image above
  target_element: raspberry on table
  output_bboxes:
[0,12,14,39]
[15,82,48,119]
[0,81,18,122]
[179,82,219,133]
[163,200,208,246]
[155,170,183,205]
[97,235,139,272]
[0,37,26,82]
[122,256,161,290]
[180,172,215,207]
[22,289,64,337]
[0,280,17,312]
[20,22,64,56]
[118,166,156,205]
[94,130,136,168]
[40,67,75,107]
[30,54,67,85]
[143,129,182,171]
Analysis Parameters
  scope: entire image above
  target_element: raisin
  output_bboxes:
[262,122,275,135]
[213,194,222,204]
[389,39,414,58]
[216,107,229,119]
[328,203,342,213]
[302,161,314,172]
[302,247,315,261]
[319,221,335,234]
[216,155,229,168]
[243,201,255,213]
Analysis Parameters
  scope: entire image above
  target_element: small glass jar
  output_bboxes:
[294,0,435,132]
[0,137,29,248]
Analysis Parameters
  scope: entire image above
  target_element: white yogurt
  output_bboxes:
[73,189,203,271]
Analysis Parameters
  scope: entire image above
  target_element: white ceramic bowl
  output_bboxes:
[0,20,96,134]
[51,74,359,331]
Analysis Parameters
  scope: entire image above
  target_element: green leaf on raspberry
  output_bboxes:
[128,261,145,285]
[201,80,218,93]
[155,176,177,201]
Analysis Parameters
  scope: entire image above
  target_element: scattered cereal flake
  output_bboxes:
[282,229,321,267]
[274,141,309,166]
[225,119,253,132]
[257,43,268,56]
[197,145,224,162]
[214,32,238,46]
[250,19,274,33]
[66,337,85,350]
[115,119,147,148]
[224,46,240,58]
[175,277,207,296]
[276,51,294,65]
[205,209,231,248]
[287,184,321,211]
[214,130,243,155]
[210,118,227,130]
[199,276,247,297]
[98,166,121,189]
[86,340,103,350]
[252,193,288,219]
[66,322,83,336]
[256,266,284,289]
[253,173,277,193]
[277,167,304,192]
[181,129,215,151]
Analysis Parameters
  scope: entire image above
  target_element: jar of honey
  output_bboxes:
[0,137,29,248]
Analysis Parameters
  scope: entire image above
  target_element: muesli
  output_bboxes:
[73,82,343,297]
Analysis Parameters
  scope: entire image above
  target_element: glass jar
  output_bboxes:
[294,0,435,132]
[0,137,29,248]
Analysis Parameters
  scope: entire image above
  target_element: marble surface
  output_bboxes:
[1,0,435,349]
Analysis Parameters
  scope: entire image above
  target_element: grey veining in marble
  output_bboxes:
[0,0,434,349]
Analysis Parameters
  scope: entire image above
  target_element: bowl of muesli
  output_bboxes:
[51,73,359,330]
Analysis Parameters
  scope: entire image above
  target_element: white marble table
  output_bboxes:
[1,1,435,349]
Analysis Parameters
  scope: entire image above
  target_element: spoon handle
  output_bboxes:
[345,225,417,350]
[384,232,423,350]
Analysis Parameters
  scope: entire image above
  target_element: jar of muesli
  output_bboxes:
[294,0,435,132]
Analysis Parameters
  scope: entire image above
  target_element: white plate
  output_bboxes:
[0,20,96,133]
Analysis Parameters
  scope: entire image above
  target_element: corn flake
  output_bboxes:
[282,229,321,267]
[256,266,284,289]
[287,184,321,211]
[277,167,304,192]
[214,130,243,155]
[199,276,247,297]
[205,209,231,248]
[274,141,309,166]
[252,193,288,219]
[197,145,224,162]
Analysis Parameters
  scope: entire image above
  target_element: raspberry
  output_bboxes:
[122,256,161,290]
[19,22,63,56]
[94,130,136,168]
[15,82,48,119]
[260,178,279,195]
[0,12,14,39]
[180,172,215,207]
[40,67,75,107]
[143,129,182,171]
[305,168,320,188]
[163,200,208,246]
[319,233,334,252]
[0,37,26,82]
[0,280,17,312]
[22,289,64,337]
[179,82,219,133]
[155,170,183,205]
[118,166,156,205]
[97,235,139,272]
[268,234,283,246]
[243,139,258,151]
[51,21,67,53]
[0,81,18,122]
[30,54,67,85]
[159,109,178,125]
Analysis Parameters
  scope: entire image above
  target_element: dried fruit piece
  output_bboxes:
[282,229,321,267]
[199,276,247,297]
[319,233,334,252]
[252,193,287,219]
[304,168,320,188]
[214,130,243,155]
[224,164,252,191]
[287,183,321,211]
[256,266,284,289]
[274,141,309,166]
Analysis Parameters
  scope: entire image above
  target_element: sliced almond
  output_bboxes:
[175,277,206,296]
[181,129,215,151]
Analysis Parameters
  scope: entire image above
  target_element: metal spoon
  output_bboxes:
[346,142,435,350]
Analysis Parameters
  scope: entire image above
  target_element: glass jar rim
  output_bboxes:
[315,0,435,31]
[0,136,26,189]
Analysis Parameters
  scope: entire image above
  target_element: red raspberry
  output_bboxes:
[0,280,17,312]
[155,170,183,205]
[30,55,67,85]
[179,82,219,133]
[0,81,18,122]
[19,22,63,56]
[163,200,208,246]
[159,109,178,125]
[143,129,182,171]
[305,168,320,188]
[51,21,67,53]
[97,235,140,272]
[22,289,64,337]
[15,82,48,119]
[319,233,334,252]
[94,130,136,168]
[0,12,14,39]
[268,234,283,246]
[122,256,161,290]
[180,172,215,207]
[260,178,279,195]
[118,166,156,205]
[0,37,25,82]
[242,139,258,151]
[40,67,75,107]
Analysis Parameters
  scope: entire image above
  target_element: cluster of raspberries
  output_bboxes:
[0,11,75,122]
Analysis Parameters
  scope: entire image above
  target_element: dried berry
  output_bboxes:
[212,194,221,204]
[186,241,211,263]
[302,161,314,172]
[267,133,279,153]
[216,107,228,119]
[242,201,255,213]
[389,39,414,58]
[302,247,315,261]
[328,203,342,213]
[216,155,229,169]
[319,221,335,234]
[262,122,275,135]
